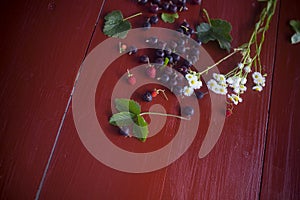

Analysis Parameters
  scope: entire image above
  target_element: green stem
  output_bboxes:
[123,12,142,21]
[202,9,211,25]
[140,112,190,120]
[198,48,242,76]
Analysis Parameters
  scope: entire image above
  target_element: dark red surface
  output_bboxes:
[0,0,299,199]
[0,0,102,199]
[260,0,300,199]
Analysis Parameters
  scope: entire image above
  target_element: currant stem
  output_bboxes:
[202,9,211,25]
[140,112,190,120]
[123,12,142,21]
[198,48,242,76]
[127,69,132,77]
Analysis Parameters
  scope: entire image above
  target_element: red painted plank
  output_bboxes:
[161,0,280,199]
[0,0,102,199]
[260,0,300,199]
[38,0,279,199]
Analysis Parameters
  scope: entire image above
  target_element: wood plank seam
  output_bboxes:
[258,0,282,198]
[33,1,107,199]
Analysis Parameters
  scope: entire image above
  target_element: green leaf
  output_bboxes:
[103,10,131,39]
[109,112,136,126]
[115,98,141,115]
[291,33,300,44]
[163,57,169,66]
[290,20,300,44]
[290,20,300,33]
[161,13,179,23]
[196,18,232,51]
[132,115,148,142]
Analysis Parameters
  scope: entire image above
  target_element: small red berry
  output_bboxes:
[226,109,232,117]
[127,69,136,85]
[128,76,136,85]
[119,42,127,53]
[151,91,158,97]
[146,66,156,78]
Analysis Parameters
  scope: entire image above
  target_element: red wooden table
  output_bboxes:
[0,0,299,199]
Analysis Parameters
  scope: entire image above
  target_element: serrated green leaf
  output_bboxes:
[291,33,300,44]
[103,10,131,39]
[109,112,136,127]
[196,18,232,52]
[115,98,141,115]
[132,115,148,142]
[290,20,300,44]
[161,13,179,23]
[290,20,300,33]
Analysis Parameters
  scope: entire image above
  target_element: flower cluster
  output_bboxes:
[207,73,227,95]
[252,72,266,92]
[203,61,266,105]
[183,71,202,96]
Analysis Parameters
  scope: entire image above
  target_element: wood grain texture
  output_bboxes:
[37,0,283,200]
[260,0,300,199]
[161,0,280,199]
[0,0,102,199]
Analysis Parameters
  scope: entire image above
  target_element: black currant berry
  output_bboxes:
[128,46,138,55]
[158,74,170,83]
[195,91,206,99]
[155,49,165,57]
[183,106,194,116]
[143,21,151,30]
[140,55,149,63]
[161,2,170,10]
[172,53,180,62]
[169,4,178,13]
[137,0,148,4]
[173,85,183,95]
[142,91,153,102]
[150,15,159,24]
[164,48,172,56]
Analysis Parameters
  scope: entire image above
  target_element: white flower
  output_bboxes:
[207,79,218,90]
[254,76,266,86]
[207,80,228,95]
[239,84,247,93]
[241,77,247,85]
[218,85,228,95]
[233,86,240,94]
[252,71,263,80]
[212,73,219,80]
[213,73,226,85]
[211,85,220,94]
[252,85,263,92]
[228,93,243,105]
[183,86,194,96]
[238,63,244,69]
[244,66,251,73]
[188,79,202,89]
[233,83,247,94]
[252,72,266,86]
[227,76,241,88]
[226,77,234,84]
[185,73,197,81]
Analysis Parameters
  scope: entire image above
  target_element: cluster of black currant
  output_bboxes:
[121,17,205,101]
[139,28,205,100]
[136,0,201,29]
